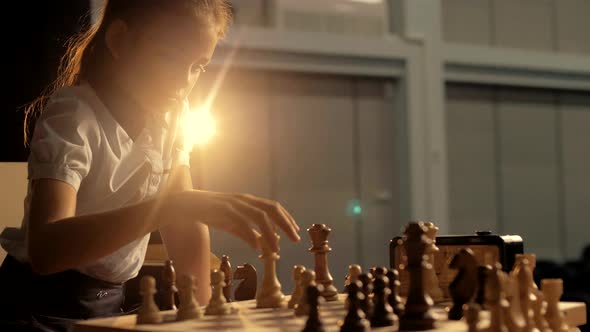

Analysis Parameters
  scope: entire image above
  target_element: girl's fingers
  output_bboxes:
[277,204,300,233]
[221,206,260,250]
[236,194,300,242]
[229,198,278,252]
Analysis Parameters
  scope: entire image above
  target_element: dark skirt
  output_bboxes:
[0,255,126,332]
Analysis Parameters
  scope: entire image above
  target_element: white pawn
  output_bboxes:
[515,259,540,332]
[295,270,317,317]
[176,274,203,321]
[503,272,526,332]
[485,263,509,332]
[205,269,231,315]
[137,276,162,324]
[532,288,551,332]
[344,264,362,288]
[516,254,551,332]
[288,265,306,309]
[423,222,444,302]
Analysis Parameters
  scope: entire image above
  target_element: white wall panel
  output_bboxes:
[560,93,590,259]
[493,0,555,51]
[555,0,590,55]
[442,0,493,45]
[497,89,560,260]
[447,85,498,234]
[357,80,400,269]
[271,74,356,292]
[230,0,269,27]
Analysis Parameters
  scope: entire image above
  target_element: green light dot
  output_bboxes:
[353,205,362,215]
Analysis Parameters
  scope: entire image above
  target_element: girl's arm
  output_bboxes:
[27,177,301,278]
[27,178,171,275]
[158,165,212,304]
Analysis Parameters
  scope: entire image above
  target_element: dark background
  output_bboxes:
[6,1,91,161]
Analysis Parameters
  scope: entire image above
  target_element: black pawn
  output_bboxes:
[373,267,388,278]
[302,284,325,332]
[161,260,178,310]
[369,267,377,278]
[370,275,397,328]
[357,273,374,319]
[475,265,492,307]
[386,269,405,316]
[340,281,370,332]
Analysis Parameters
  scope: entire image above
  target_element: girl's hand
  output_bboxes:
[166,190,301,251]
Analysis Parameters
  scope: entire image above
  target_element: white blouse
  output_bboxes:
[0,82,191,283]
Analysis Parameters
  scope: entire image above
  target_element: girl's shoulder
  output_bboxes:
[33,83,103,145]
[44,83,99,119]
[38,83,106,134]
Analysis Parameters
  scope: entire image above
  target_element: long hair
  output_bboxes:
[22,0,233,145]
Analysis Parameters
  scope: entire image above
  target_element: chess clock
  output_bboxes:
[389,230,524,301]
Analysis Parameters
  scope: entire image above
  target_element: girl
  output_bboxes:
[0,1,301,331]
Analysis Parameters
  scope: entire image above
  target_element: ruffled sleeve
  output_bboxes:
[27,90,100,191]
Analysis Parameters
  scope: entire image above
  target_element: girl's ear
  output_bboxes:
[104,19,130,60]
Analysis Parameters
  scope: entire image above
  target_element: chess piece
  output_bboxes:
[532,287,551,332]
[503,272,526,332]
[541,279,570,332]
[485,263,509,332]
[344,264,362,289]
[176,274,203,321]
[369,275,397,328]
[256,234,286,308]
[513,254,537,282]
[302,284,325,332]
[397,237,410,297]
[357,273,374,319]
[308,224,339,301]
[295,270,317,316]
[515,254,551,331]
[288,265,306,309]
[339,280,370,332]
[423,222,444,302]
[369,267,377,278]
[448,248,478,320]
[398,222,436,331]
[515,259,540,332]
[205,269,230,315]
[476,264,492,307]
[161,260,178,310]
[386,269,404,317]
[464,302,481,332]
[220,255,233,302]
[137,276,163,324]
[233,263,257,301]
[372,267,388,279]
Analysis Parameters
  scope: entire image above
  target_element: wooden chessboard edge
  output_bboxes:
[559,301,587,326]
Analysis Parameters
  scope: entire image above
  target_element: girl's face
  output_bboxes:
[115,13,219,114]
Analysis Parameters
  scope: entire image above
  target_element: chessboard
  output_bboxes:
[72,294,586,332]
[73,222,588,332]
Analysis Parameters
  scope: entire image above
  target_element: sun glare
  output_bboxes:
[179,29,241,151]
[182,106,217,149]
